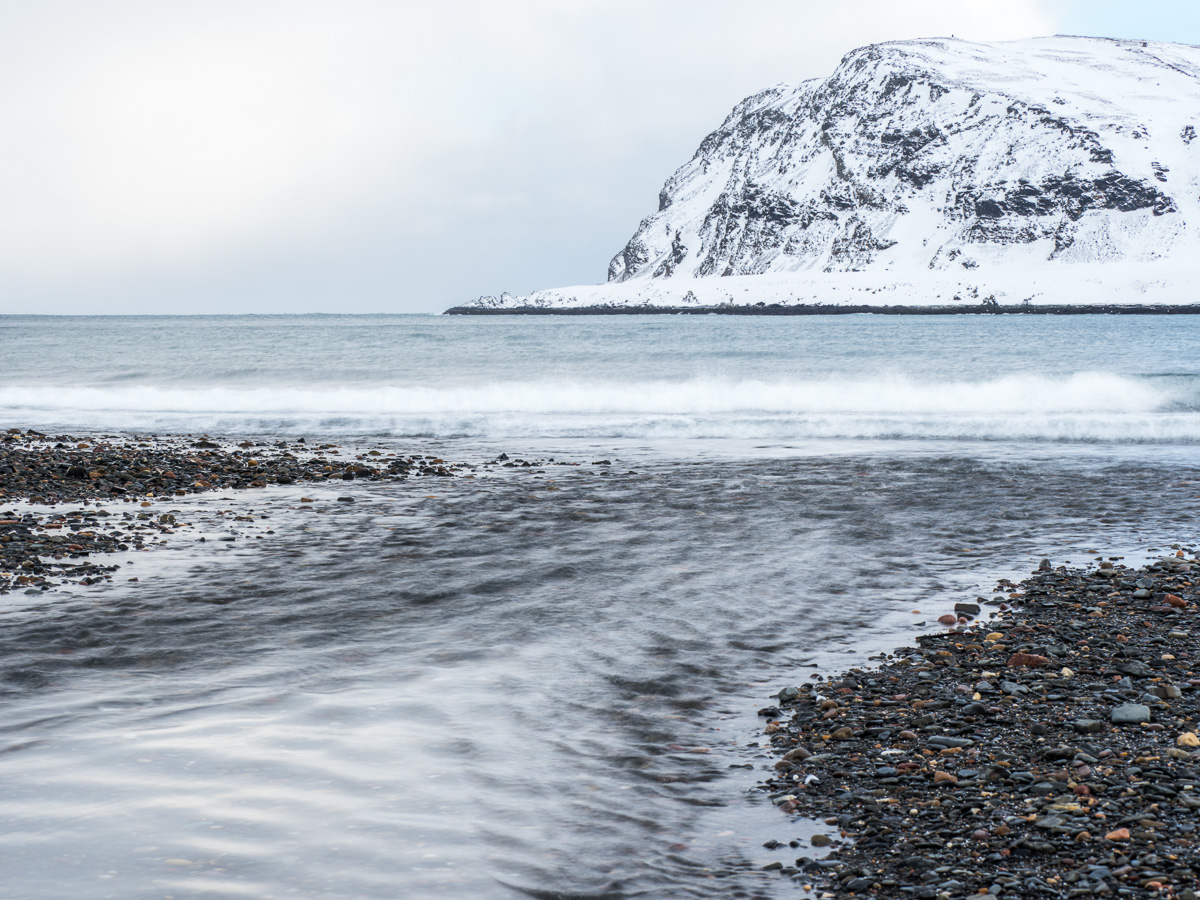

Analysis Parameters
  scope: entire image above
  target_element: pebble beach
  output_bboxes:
[0,428,464,594]
[6,425,1200,900]
[760,555,1200,899]
[9,425,1200,899]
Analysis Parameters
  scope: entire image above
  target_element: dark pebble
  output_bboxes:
[758,551,1200,897]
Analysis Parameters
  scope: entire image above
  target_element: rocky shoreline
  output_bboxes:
[444,304,1200,316]
[758,553,1200,899]
[0,428,467,595]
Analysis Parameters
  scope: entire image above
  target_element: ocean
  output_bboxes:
[2,313,1199,899]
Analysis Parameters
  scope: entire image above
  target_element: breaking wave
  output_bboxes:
[3,371,1198,443]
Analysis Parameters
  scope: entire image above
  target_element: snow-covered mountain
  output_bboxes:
[458,36,1200,311]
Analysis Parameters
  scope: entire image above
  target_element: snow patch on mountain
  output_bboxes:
[462,35,1200,311]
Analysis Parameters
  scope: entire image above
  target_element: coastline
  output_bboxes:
[6,423,1200,897]
[0,428,463,595]
[759,556,1200,898]
[448,262,1200,315]
[445,304,1200,316]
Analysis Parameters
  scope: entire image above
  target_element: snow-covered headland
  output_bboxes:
[450,36,1200,314]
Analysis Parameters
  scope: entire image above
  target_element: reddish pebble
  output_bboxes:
[1007,652,1050,668]
[933,770,958,784]
[1165,594,1188,608]
[897,730,918,740]
[1105,827,1131,842]
[1073,784,1092,796]
[937,614,957,626]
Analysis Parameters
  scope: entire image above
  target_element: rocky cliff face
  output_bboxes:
[605,36,1200,284]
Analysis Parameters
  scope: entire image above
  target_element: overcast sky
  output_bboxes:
[0,0,1197,315]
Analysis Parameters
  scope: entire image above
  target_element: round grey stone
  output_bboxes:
[1110,703,1151,725]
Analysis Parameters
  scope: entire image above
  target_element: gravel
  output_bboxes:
[756,553,1200,899]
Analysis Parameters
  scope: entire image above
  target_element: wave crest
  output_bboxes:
[1,372,1195,442]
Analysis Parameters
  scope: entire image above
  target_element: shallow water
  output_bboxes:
[2,315,1200,898]
[3,445,1199,899]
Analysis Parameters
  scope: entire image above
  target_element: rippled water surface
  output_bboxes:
[2,315,1200,899]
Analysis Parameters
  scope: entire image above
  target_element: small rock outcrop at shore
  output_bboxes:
[0,428,459,504]
[0,429,464,595]
[757,553,1200,897]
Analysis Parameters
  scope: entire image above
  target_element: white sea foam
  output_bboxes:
[2,372,1196,442]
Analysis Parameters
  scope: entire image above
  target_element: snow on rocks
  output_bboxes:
[458,36,1200,314]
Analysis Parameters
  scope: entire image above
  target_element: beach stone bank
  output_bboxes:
[0,429,469,595]
[757,552,1200,898]
[0,428,460,505]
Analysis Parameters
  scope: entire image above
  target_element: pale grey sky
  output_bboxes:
[0,0,1195,315]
